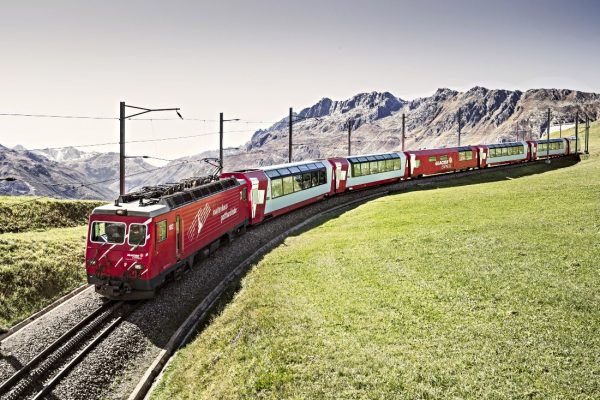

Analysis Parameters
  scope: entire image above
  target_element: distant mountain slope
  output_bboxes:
[239,87,600,169]
[2,86,598,200]
[0,146,154,199]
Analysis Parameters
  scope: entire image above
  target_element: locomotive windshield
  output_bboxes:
[90,221,126,244]
[128,224,147,246]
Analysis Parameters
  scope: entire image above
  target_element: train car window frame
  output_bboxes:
[156,220,167,243]
[318,169,327,185]
[265,170,280,178]
[293,175,303,192]
[370,161,378,174]
[311,171,319,186]
[414,159,421,168]
[428,156,436,162]
[128,224,147,247]
[271,178,283,198]
[302,173,311,189]
[90,221,126,245]
[440,155,448,161]
[282,176,294,195]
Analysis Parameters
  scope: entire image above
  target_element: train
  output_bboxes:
[85,138,574,299]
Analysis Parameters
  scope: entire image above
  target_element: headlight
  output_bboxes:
[134,264,144,270]
[88,259,97,266]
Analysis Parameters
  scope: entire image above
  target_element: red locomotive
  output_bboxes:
[85,138,574,299]
[86,177,249,299]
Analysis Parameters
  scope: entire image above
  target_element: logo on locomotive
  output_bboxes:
[188,204,211,240]
[187,202,239,241]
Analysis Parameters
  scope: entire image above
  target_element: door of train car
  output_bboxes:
[478,147,487,168]
[154,216,176,272]
[175,215,181,260]
[334,161,348,193]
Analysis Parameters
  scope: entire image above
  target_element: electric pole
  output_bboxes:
[575,112,579,154]
[348,120,352,156]
[585,116,590,154]
[219,113,240,172]
[457,108,462,147]
[120,102,126,196]
[119,102,182,196]
[289,107,293,162]
[546,108,551,164]
[402,113,406,152]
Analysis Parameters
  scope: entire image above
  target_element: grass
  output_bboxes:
[0,226,90,331]
[151,123,600,400]
[0,196,104,234]
[0,196,103,329]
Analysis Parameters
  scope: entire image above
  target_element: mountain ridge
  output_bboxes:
[2,86,598,200]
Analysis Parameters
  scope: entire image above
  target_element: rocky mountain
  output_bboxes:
[2,87,598,200]
[28,146,98,163]
[0,146,155,200]
[238,87,600,169]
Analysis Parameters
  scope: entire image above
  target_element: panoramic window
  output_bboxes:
[128,224,147,246]
[271,178,283,198]
[156,220,167,243]
[293,175,303,192]
[302,173,312,189]
[282,176,294,195]
[318,169,327,185]
[90,221,126,244]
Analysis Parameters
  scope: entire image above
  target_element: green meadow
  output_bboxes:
[0,198,102,330]
[152,124,600,399]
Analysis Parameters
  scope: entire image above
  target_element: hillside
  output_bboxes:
[0,197,103,330]
[151,123,599,399]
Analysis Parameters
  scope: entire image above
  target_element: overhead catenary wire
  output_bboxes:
[0,112,279,125]
[16,129,257,152]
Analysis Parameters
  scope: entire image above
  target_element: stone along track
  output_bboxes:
[0,157,576,399]
[0,300,140,400]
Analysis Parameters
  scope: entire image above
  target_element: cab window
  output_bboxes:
[129,224,147,246]
[91,221,126,244]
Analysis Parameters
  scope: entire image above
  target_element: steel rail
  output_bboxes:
[0,301,123,400]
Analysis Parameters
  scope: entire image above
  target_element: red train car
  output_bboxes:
[406,146,478,177]
[85,177,249,299]
[222,160,333,225]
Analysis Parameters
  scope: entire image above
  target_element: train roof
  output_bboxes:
[91,176,241,218]
[91,201,169,218]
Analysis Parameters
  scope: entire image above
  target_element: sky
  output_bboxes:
[1,0,599,163]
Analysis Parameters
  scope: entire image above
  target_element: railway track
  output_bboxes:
[0,156,578,400]
[0,300,136,400]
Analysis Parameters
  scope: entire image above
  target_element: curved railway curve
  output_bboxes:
[0,156,578,399]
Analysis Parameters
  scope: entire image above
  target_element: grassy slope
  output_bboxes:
[0,226,89,330]
[0,196,104,330]
[153,126,600,399]
[0,196,103,234]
